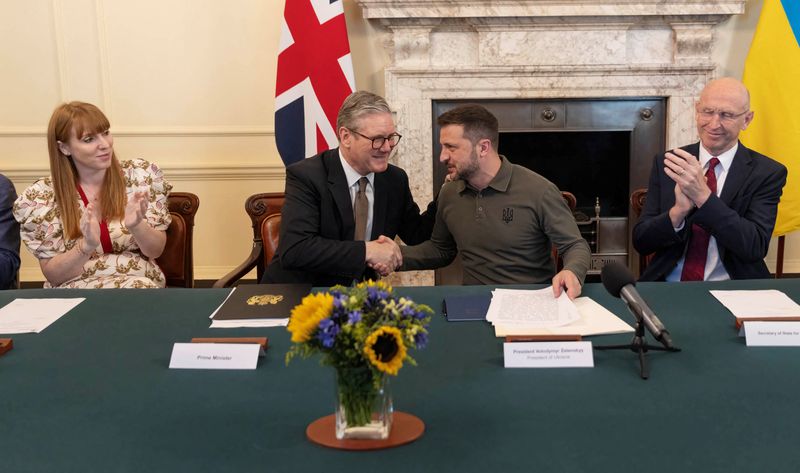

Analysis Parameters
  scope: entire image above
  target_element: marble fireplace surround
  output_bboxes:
[354,0,745,285]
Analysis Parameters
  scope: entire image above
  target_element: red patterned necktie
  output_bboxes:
[680,157,720,281]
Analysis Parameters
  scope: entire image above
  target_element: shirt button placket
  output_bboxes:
[475,192,485,220]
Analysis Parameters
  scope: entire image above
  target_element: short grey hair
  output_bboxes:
[336,91,392,136]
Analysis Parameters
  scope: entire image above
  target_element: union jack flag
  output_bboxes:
[275,0,355,167]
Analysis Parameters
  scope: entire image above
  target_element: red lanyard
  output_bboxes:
[76,185,114,254]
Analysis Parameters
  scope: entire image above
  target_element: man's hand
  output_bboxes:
[552,269,581,299]
[365,235,402,276]
[668,181,694,228]
[664,148,713,208]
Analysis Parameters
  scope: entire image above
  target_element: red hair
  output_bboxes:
[47,102,125,240]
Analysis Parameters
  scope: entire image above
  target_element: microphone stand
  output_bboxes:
[594,320,680,380]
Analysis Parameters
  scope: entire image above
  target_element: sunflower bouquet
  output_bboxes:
[286,280,433,433]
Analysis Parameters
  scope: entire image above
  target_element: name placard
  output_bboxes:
[169,343,260,370]
[504,341,594,368]
[744,322,800,346]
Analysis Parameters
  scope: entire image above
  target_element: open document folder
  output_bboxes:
[488,287,634,337]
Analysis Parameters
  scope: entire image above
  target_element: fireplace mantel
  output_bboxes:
[354,0,746,285]
[357,1,745,19]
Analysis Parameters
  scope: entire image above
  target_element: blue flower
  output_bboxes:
[330,294,349,321]
[365,286,389,309]
[347,310,362,325]
[414,331,428,349]
[316,318,340,348]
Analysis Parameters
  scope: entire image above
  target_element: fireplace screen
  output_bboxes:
[499,130,630,218]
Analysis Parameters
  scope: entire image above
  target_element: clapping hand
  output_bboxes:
[672,180,694,214]
[664,149,709,226]
[124,191,148,230]
[664,149,713,208]
[79,202,102,250]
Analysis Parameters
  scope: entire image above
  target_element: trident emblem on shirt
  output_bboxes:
[502,208,514,224]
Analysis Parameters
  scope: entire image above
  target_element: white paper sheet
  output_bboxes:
[709,290,800,319]
[209,319,288,328]
[0,298,85,334]
[494,296,635,337]
[486,287,580,327]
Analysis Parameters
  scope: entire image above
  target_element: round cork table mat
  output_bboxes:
[306,412,425,450]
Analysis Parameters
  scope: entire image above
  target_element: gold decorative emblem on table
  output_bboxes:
[247,294,284,306]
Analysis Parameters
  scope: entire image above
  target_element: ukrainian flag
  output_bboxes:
[742,0,800,236]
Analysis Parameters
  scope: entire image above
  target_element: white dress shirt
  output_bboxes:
[667,143,737,281]
[339,151,375,240]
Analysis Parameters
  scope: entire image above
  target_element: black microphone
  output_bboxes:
[601,262,674,349]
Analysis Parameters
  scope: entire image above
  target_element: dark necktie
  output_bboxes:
[353,177,369,241]
[680,157,720,281]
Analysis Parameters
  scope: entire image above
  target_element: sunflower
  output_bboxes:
[287,292,334,343]
[363,326,406,375]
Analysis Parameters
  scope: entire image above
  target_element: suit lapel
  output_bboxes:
[371,171,388,239]
[685,142,701,160]
[666,143,702,209]
[719,142,752,205]
[325,150,356,237]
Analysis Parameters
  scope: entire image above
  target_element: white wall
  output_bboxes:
[1,0,796,283]
[1,0,285,282]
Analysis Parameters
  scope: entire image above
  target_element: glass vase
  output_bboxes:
[335,369,393,440]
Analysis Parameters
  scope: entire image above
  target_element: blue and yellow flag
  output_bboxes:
[742,0,800,236]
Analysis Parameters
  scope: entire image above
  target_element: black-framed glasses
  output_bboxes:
[350,130,402,149]
[696,106,749,123]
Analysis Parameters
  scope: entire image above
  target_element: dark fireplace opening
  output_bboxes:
[498,130,631,218]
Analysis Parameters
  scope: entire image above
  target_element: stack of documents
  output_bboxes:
[209,284,310,328]
[0,298,85,334]
[488,288,580,328]
[487,287,634,337]
[709,290,800,326]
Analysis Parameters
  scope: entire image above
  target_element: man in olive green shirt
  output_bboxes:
[382,105,590,298]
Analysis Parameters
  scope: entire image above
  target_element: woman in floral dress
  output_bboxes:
[13,102,172,288]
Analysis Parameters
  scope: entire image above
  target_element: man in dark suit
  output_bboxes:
[262,91,436,287]
[633,77,787,281]
[1,174,21,289]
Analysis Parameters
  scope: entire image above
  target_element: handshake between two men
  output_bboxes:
[365,235,402,277]
[363,233,585,300]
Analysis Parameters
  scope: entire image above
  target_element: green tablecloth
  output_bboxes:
[2,280,799,472]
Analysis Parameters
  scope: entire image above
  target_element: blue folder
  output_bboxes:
[442,294,491,322]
